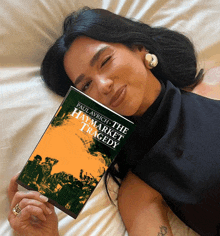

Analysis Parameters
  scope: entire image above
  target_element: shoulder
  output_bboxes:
[191,66,220,100]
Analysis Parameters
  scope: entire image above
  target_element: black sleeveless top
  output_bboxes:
[122,80,220,236]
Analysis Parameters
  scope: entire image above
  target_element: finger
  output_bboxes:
[19,198,52,216]
[11,191,48,210]
[46,202,55,211]
[8,204,48,231]
[23,205,47,222]
[16,205,47,223]
[8,206,46,234]
[8,173,20,204]
[46,202,57,216]
[44,202,57,216]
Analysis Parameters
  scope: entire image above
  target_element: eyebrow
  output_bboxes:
[74,46,110,87]
[90,46,110,67]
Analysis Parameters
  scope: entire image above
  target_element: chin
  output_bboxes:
[119,108,141,117]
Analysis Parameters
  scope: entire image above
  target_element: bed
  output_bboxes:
[1,0,220,235]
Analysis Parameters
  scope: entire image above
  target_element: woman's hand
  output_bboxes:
[8,173,59,236]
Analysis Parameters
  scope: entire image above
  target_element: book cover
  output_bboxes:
[17,86,135,218]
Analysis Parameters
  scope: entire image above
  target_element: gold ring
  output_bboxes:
[12,203,22,216]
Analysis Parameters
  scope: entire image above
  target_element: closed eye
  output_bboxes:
[82,80,92,92]
[101,56,111,68]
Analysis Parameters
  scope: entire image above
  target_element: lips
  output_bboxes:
[110,85,127,107]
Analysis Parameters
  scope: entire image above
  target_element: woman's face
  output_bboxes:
[64,36,161,117]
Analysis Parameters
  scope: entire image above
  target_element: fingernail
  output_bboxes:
[40,195,48,202]
[46,207,53,215]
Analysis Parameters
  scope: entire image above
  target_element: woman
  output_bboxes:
[8,7,220,236]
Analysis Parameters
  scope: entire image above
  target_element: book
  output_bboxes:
[17,86,135,218]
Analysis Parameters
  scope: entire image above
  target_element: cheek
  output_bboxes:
[123,59,147,78]
[110,62,141,82]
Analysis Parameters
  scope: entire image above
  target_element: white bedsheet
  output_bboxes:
[1,0,220,235]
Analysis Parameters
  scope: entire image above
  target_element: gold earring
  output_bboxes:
[145,53,158,69]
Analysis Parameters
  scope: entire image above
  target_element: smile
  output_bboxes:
[110,85,127,107]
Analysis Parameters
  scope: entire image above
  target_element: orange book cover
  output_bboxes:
[17,86,135,218]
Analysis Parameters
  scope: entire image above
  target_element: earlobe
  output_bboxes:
[145,53,158,69]
[131,45,158,70]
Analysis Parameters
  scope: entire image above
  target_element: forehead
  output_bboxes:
[64,37,109,65]
[63,36,109,78]
[69,36,108,52]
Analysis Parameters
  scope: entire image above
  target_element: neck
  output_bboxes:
[134,76,162,117]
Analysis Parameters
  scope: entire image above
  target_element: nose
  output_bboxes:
[96,77,113,95]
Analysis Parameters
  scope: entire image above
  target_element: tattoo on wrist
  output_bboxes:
[157,226,168,236]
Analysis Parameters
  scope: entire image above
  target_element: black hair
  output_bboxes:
[41,7,203,203]
[41,7,203,97]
